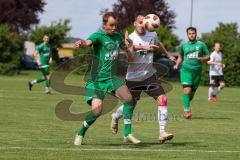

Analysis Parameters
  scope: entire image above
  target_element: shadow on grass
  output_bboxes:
[91,141,201,148]
[192,117,232,120]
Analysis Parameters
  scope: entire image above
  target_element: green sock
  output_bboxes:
[77,111,97,137]
[183,94,190,112]
[123,101,133,136]
[36,77,45,83]
[45,79,50,87]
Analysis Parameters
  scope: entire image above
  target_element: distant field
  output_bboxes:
[0,70,239,160]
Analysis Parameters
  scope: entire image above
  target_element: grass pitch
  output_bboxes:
[0,70,239,160]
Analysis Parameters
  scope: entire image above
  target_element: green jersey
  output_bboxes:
[36,43,51,67]
[180,40,209,72]
[87,29,125,81]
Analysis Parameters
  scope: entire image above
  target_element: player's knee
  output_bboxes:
[183,88,191,94]
[93,107,102,117]
[91,99,103,116]
[220,83,225,89]
[157,94,167,106]
[124,93,133,102]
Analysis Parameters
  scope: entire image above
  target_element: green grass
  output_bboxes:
[0,70,240,160]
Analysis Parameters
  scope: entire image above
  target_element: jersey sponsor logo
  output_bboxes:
[187,51,198,59]
[104,41,120,60]
[43,52,50,57]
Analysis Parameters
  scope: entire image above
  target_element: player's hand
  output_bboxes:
[198,57,204,62]
[173,64,179,70]
[144,44,159,51]
[75,40,82,48]
[36,60,41,66]
[124,31,133,47]
[218,63,225,68]
[168,55,176,62]
[49,58,53,64]
[222,63,226,68]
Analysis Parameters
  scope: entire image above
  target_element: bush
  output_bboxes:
[0,25,23,75]
[201,23,240,86]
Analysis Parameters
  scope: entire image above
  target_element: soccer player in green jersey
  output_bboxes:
[28,34,52,94]
[174,27,210,119]
[74,12,140,145]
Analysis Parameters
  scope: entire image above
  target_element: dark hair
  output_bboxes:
[134,12,145,21]
[44,33,50,37]
[186,26,197,33]
[103,12,117,24]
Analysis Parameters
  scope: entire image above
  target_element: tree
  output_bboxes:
[201,23,240,86]
[29,19,72,64]
[0,0,45,34]
[0,24,23,75]
[101,0,176,31]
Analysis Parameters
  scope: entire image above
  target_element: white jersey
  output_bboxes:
[209,51,223,76]
[126,31,159,81]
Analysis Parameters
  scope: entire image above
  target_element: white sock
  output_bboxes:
[208,87,214,99]
[31,80,37,84]
[213,87,218,96]
[158,106,168,135]
[217,86,222,92]
[45,87,50,93]
[114,105,124,120]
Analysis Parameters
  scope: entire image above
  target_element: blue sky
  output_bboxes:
[39,0,240,42]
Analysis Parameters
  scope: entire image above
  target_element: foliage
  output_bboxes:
[0,25,23,75]
[0,0,45,34]
[101,0,176,31]
[201,23,240,86]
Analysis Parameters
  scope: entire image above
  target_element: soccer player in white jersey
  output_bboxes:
[207,42,225,102]
[111,14,176,143]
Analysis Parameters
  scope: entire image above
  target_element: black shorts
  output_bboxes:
[126,75,165,101]
[210,75,224,86]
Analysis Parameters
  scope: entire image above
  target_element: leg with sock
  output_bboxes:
[122,101,140,144]
[183,93,190,112]
[183,87,192,119]
[74,99,102,145]
[111,105,123,134]
[157,95,173,143]
[111,99,137,134]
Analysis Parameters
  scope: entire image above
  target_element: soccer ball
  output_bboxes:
[143,14,160,32]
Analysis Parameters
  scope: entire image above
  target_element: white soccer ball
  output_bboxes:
[143,14,160,32]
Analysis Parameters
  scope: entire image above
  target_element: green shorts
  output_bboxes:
[85,76,125,105]
[180,68,201,91]
[40,65,50,76]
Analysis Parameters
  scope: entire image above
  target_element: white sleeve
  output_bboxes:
[129,33,134,42]
[209,53,215,62]
[153,32,160,44]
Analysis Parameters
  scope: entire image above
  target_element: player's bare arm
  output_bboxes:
[173,54,183,70]
[124,31,134,62]
[33,50,41,66]
[207,61,225,68]
[159,42,176,62]
[75,39,93,48]
[198,54,210,62]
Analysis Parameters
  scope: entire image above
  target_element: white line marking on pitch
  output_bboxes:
[0,147,239,153]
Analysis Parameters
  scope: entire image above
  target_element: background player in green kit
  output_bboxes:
[174,27,210,119]
[74,12,140,145]
[28,34,52,94]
